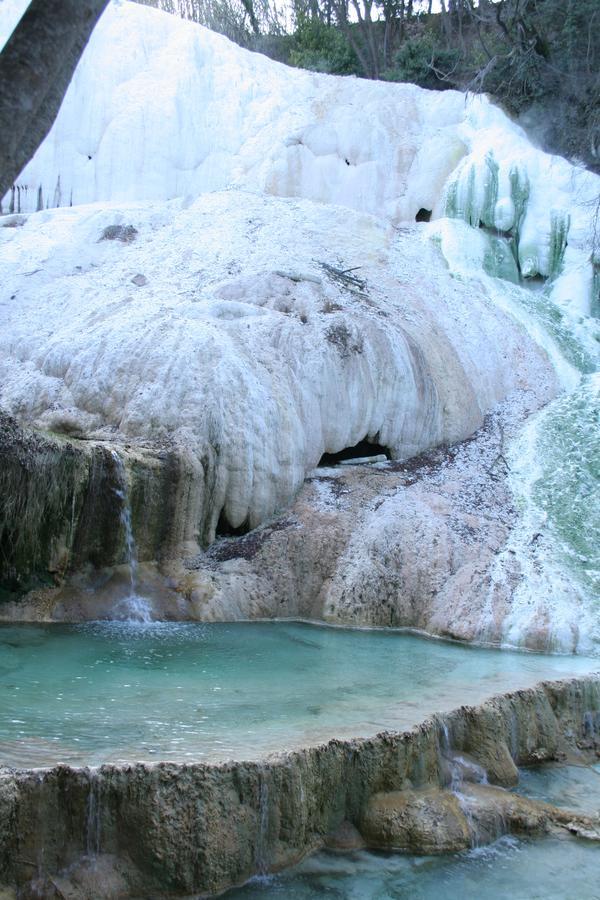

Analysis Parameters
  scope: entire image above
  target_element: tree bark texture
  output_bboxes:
[0,0,110,199]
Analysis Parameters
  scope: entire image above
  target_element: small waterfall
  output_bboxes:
[111,451,152,622]
[438,720,460,789]
[438,719,488,791]
[254,769,270,877]
[508,709,519,759]
[111,451,138,594]
[439,721,451,755]
[454,790,482,849]
[583,710,600,739]
[437,718,490,848]
[85,772,101,858]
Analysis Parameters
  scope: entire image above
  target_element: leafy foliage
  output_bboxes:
[289,15,359,73]
[382,36,459,88]
[134,0,599,172]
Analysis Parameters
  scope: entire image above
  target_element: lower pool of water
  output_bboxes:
[228,836,600,899]
[515,762,600,816]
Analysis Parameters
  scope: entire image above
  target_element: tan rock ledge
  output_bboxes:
[0,675,599,898]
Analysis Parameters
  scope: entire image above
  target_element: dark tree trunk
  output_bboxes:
[0,0,110,200]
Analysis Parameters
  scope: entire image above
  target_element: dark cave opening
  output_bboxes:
[216,510,251,538]
[415,208,432,223]
[318,439,391,467]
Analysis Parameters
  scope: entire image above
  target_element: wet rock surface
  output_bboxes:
[0,413,198,608]
[0,676,598,898]
[360,781,600,854]
[361,788,472,853]
[3,388,578,654]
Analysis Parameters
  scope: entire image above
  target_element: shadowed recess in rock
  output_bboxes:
[318,439,391,467]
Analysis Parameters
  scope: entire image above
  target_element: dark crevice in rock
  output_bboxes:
[319,439,391,467]
[478,220,513,241]
[99,224,138,243]
[415,207,432,223]
[203,518,298,564]
[215,510,251,539]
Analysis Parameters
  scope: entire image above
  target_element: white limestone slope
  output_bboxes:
[1,0,599,648]
[0,192,555,544]
[1,1,597,318]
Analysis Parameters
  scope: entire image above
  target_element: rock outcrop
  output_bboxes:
[0,192,562,635]
[1,1,598,648]
[0,677,599,898]
[0,412,196,603]
[360,783,600,853]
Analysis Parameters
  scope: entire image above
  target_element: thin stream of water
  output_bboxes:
[111,451,152,623]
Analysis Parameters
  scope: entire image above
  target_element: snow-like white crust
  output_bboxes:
[1,0,598,647]
[2,1,597,315]
[0,0,597,557]
[0,191,554,542]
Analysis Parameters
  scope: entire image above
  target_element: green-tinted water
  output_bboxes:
[0,621,595,767]
[526,376,600,601]
[516,763,600,816]
[228,837,600,899]
[228,762,600,899]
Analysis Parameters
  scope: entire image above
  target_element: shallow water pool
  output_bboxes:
[516,762,600,816]
[0,621,596,767]
[227,836,600,900]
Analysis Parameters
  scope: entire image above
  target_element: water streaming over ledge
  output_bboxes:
[228,761,600,899]
[432,214,600,652]
[0,621,596,768]
[111,451,152,624]
[228,836,600,899]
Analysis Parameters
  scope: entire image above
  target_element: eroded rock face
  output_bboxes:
[1,190,576,649]
[0,192,557,550]
[1,0,598,650]
[361,788,471,852]
[361,782,600,854]
[0,414,196,602]
[324,820,366,851]
[2,383,594,653]
[0,677,598,898]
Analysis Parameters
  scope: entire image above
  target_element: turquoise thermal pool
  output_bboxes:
[227,836,600,899]
[0,621,596,767]
[515,762,600,816]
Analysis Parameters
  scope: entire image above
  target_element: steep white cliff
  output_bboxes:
[0,191,556,543]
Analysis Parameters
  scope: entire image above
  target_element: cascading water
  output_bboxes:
[438,720,489,793]
[255,769,271,877]
[437,718,492,849]
[85,771,101,859]
[496,375,600,652]
[110,451,152,623]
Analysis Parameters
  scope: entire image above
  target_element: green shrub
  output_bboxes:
[289,18,359,75]
[383,36,460,89]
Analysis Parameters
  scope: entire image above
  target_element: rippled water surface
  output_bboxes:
[229,760,600,899]
[0,621,596,767]
[516,762,600,816]
[228,837,600,899]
